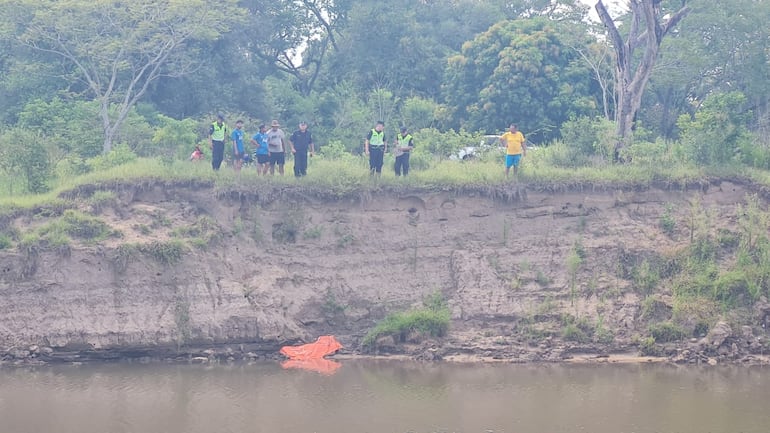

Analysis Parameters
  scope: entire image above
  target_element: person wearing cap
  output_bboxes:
[365,121,387,176]
[250,124,270,175]
[209,113,229,170]
[266,119,286,175]
[394,126,414,176]
[290,121,314,177]
[231,119,246,172]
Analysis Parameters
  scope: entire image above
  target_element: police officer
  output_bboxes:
[209,113,229,170]
[365,121,387,176]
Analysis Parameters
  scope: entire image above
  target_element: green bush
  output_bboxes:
[86,143,138,172]
[59,209,112,241]
[638,336,660,356]
[659,204,676,237]
[677,91,751,166]
[559,116,616,162]
[362,294,450,347]
[139,240,185,265]
[649,321,686,343]
[561,315,593,343]
[562,323,589,343]
[0,233,12,250]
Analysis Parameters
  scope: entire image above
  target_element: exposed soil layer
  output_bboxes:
[1,178,769,365]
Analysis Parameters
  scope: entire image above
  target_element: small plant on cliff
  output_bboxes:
[113,244,139,274]
[303,225,323,240]
[561,314,593,343]
[272,206,305,244]
[59,209,113,241]
[659,204,675,237]
[140,240,185,265]
[87,190,116,213]
[638,336,660,356]
[0,233,12,250]
[171,215,222,248]
[648,321,686,343]
[362,292,450,348]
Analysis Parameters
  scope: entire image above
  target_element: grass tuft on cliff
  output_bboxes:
[362,293,451,348]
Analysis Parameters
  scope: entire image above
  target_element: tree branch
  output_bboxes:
[595,1,626,68]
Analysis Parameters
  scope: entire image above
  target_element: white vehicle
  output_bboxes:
[451,134,537,160]
[451,135,502,161]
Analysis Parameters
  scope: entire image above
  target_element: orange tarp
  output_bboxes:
[280,335,343,360]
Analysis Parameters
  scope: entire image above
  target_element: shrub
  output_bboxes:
[0,233,13,250]
[139,240,185,265]
[59,209,111,241]
[649,321,686,343]
[638,336,660,356]
[86,143,138,172]
[677,91,751,166]
[659,204,676,237]
[362,294,450,347]
[561,315,593,343]
[560,116,616,163]
[87,190,116,213]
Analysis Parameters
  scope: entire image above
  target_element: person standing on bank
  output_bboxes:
[290,121,314,177]
[500,123,526,178]
[267,119,286,176]
[209,113,229,171]
[365,121,387,176]
[250,124,270,175]
[394,126,414,176]
[231,119,245,172]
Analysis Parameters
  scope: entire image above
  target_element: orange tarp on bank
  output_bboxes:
[280,335,343,361]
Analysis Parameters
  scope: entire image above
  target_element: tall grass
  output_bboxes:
[1,149,768,210]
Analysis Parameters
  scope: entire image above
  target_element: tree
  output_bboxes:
[595,0,690,148]
[4,0,243,154]
[443,18,600,141]
[0,127,52,194]
[244,0,350,96]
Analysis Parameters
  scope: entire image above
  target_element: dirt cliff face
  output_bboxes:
[1,179,769,364]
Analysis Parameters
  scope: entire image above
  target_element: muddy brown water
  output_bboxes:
[1,361,768,433]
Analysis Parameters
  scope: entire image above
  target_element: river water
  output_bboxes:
[1,360,768,433]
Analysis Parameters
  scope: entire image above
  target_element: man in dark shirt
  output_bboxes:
[290,121,314,177]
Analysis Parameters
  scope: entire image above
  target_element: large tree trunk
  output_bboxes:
[596,0,690,159]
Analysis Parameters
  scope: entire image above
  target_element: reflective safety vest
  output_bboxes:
[369,129,385,147]
[211,122,228,141]
[398,133,413,147]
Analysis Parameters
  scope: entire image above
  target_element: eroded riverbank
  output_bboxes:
[2,179,770,365]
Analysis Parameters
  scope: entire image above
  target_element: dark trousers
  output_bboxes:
[211,141,224,170]
[395,153,410,176]
[294,151,308,177]
[369,147,384,173]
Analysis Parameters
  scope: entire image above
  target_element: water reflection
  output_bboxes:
[0,361,768,433]
[280,358,342,375]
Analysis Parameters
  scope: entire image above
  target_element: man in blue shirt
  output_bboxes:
[250,124,270,175]
[231,119,245,172]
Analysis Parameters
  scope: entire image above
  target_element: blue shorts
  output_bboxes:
[256,154,269,164]
[269,152,285,166]
[506,154,522,168]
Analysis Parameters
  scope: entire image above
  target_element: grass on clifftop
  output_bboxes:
[1,149,768,211]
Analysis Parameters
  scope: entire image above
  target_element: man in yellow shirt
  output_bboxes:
[500,123,526,178]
